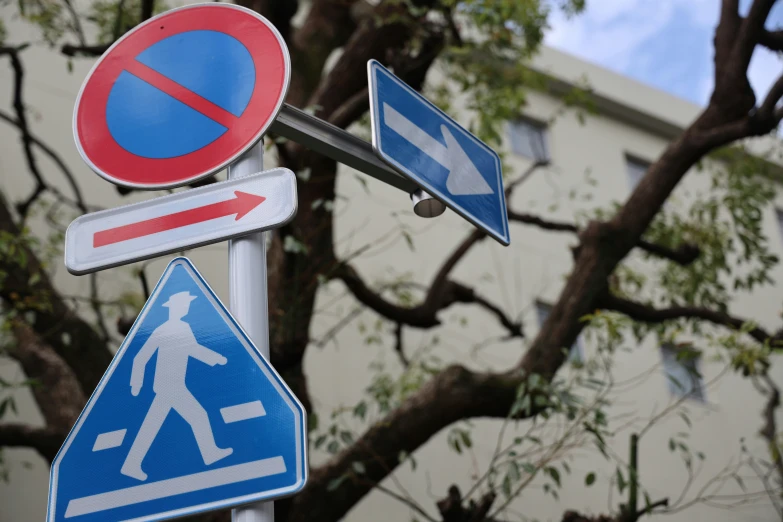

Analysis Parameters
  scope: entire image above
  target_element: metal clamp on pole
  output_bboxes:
[411,189,446,218]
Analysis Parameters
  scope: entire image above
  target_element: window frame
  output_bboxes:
[659,343,706,402]
[509,117,549,162]
[625,154,651,190]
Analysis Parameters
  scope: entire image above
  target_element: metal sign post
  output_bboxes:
[228,143,274,522]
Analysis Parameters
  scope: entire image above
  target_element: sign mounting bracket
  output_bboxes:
[270,104,418,194]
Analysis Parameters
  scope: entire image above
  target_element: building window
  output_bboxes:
[509,118,549,161]
[535,302,584,363]
[660,344,705,401]
[626,155,650,189]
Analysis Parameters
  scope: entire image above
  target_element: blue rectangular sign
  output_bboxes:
[367,60,509,245]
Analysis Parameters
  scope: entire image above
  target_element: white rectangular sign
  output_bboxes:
[65,168,297,275]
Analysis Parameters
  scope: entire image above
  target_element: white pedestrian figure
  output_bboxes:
[121,291,233,481]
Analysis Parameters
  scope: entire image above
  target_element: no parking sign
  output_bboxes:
[73,3,290,189]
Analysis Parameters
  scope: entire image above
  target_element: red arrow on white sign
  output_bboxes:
[93,191,266,247]
[65,168,297,275]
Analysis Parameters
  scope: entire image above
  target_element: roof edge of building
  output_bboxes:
[529,46,783,179]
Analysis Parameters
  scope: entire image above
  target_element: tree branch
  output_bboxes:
[508,212,700,266]
[89,272,111,342]
[61,43,108,57]
[2,45,47,221]
[286,365,522,522]
[0,423,64,462]
[285,0,359,109]
[600,293,781,346]
[328,88,369,129]
[760,29,783,51]
[63,0,87,46]
[8,321,86,433]
[0,110,89,213]
[757,72,783,121]
[393,322,409,367]
[140,0,154,24]
[0,195,112,395]
[759,375,783,491]
[508,211,577,233]
[335,263,522,337]
[304,0,437,122]
[437,485,497,522]
[744,0,777,41]
[112,0,127,41]
[472,294,524,338]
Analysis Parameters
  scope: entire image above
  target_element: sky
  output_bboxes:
[544,0,783,107]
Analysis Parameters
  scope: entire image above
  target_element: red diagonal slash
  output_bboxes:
[93,191,265,248]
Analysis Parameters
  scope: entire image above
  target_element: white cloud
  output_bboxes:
[543,0,783,108]
[546,0,676,70]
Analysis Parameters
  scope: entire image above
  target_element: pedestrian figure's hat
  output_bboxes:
[162,291,197,308]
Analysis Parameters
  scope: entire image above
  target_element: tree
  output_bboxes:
[1,0,783,521]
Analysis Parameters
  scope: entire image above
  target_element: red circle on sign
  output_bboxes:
[73,4,290,190]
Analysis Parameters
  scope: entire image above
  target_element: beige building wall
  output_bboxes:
[1,10,782,522]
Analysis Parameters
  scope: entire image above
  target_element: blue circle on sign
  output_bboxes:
[105,30,255,159]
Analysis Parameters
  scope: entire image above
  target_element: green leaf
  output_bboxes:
[353,401,368,420]
[459,430,472,449]
[501,474,512,498]
[585,472,596,486]
[616,468,626,493]
[546,466,561,487]
[508,461,520,482]
[521,462,536,474]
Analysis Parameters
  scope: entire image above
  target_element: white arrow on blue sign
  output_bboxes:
[367,59,510,245]
[46,257,307,522]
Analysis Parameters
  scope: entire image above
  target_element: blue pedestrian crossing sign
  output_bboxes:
[46,257,307,522]
[367,60,510,245]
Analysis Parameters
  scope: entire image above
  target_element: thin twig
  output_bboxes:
[62,0,86,45]
[0,110,89,213]
[89,273,111,342]
[112,0,128,41]
[393,322,409,367]
[3,46,47,221]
